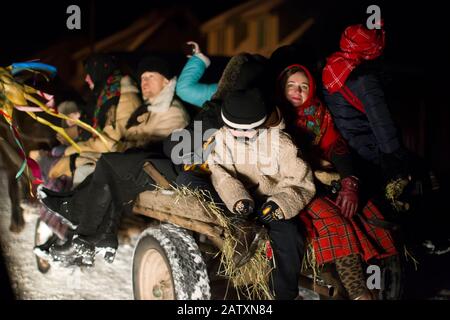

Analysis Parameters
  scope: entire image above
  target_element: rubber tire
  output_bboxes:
[133,223,210,300]
[34,218,52,274]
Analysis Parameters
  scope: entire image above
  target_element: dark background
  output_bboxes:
[1,0,449,67]
[0,0,449,300]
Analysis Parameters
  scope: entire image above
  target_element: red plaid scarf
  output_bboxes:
[322,24,385,94]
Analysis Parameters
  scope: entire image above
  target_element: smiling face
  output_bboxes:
[285,71,310,108]
[140,71,169,102]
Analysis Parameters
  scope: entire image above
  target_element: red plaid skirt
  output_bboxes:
[299,197,397,265]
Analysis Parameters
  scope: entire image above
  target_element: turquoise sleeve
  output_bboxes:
[176,55,218,108]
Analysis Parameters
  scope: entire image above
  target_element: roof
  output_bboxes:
[200,0,284,32]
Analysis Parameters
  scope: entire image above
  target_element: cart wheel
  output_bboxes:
[133,223,210,300]
[34,218,53,274]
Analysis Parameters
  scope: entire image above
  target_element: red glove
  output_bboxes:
[336,176,359,218]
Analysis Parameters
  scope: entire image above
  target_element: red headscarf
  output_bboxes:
[279,64,319,109]
[278,64,346,157]
[322,23,385,93]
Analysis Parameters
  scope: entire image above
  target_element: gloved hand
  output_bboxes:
[336,176,359,219]
[233,199,254,216]
[257,201,284,224]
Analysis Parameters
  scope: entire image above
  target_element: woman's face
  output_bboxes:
[285,71,310,107]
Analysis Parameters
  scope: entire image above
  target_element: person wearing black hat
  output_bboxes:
[208,88,316,299]
[123,55,190,149]
[37,56,189,264]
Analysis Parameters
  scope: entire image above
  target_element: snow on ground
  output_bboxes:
[0,169,137,300]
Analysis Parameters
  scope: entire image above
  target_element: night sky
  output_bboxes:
[1,0,449,70]
[0,0,244,64]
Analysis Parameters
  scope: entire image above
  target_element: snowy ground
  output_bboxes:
[0,169,137,300]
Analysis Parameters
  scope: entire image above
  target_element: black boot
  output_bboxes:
[49,235,96,266]
[62,183,122,265]
[37,185,78,229]
[33,234,60,261]
[87,199,122,264]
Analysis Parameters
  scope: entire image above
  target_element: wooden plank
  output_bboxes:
[142,161,171,189]
[135,190,220,225]
[133,204,224,249]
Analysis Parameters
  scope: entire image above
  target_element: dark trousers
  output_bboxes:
[73,151,177,236]
[267,218,304,299]
[176,170,305,300]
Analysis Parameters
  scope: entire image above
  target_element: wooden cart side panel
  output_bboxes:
[134,190,220,225]
[133,203,225,249]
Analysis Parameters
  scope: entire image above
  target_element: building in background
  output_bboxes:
[200,0,314,57]
[32,8,200,92]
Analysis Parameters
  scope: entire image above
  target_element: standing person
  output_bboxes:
[271,46,398,300]
[208,88,316,300]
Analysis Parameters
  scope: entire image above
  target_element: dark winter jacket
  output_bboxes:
[322,65,401,166]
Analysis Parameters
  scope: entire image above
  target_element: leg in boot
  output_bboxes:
[37,175,93,229]
[83,197,122,264]
[49,235,96,266]
[335,253,374,300]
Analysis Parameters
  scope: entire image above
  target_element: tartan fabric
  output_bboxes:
[299,196,397,265]
[322,24,385,93]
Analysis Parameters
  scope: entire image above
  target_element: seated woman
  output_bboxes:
[48,54,142,180]
[36,56,190,264]
[207,88,316,300]
[270,46,398,300]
